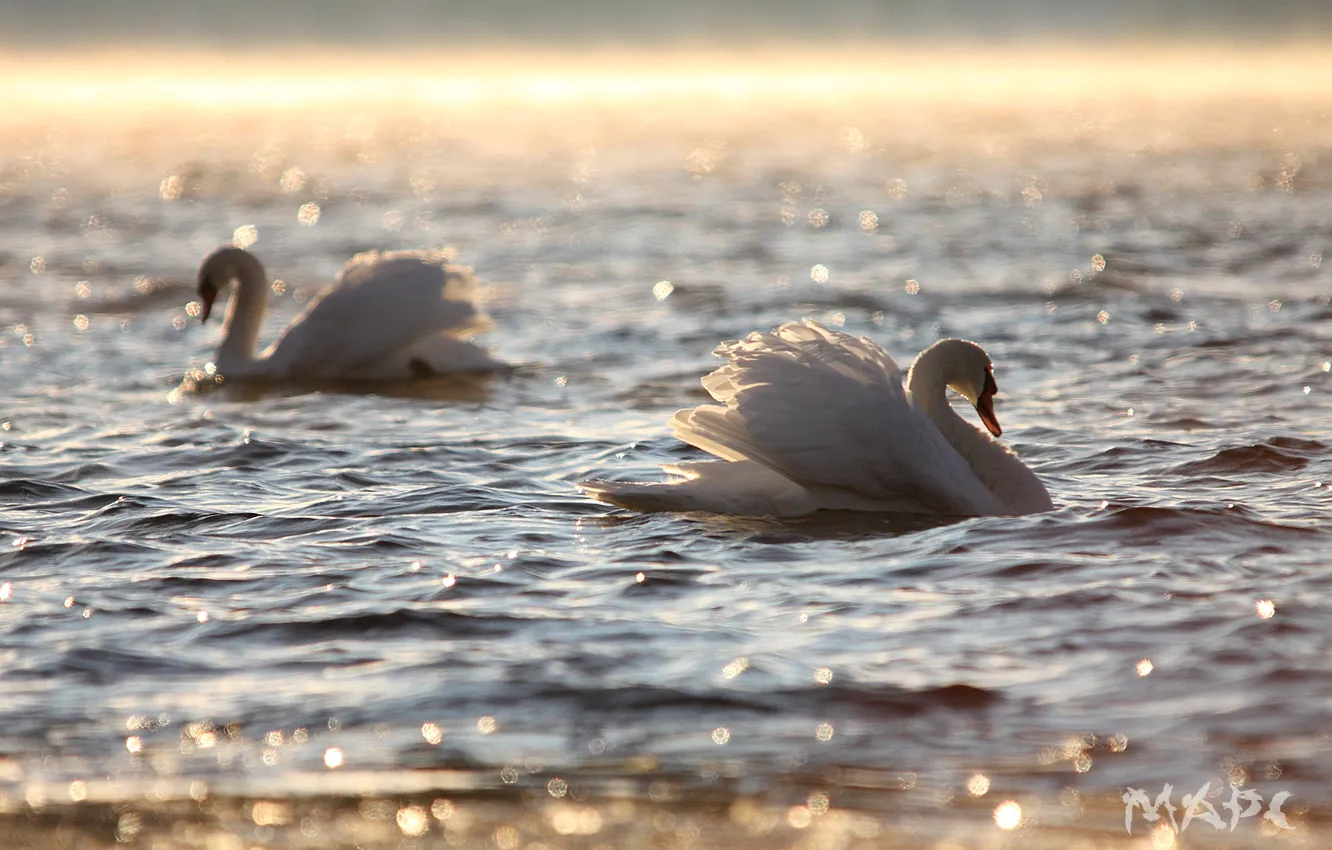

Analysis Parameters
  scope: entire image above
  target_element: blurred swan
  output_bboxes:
[580,319,1053,517]
[194,246,505,381]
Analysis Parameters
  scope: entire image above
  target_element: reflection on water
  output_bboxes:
[0,45,1329,847]
[170,366,509,403]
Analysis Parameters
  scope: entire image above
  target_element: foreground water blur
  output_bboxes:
[1,46,1330,847]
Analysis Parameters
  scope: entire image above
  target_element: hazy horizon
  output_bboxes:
[2,0,1330,47]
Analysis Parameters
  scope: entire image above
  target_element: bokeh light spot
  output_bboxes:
[993,800,1022,829]
[396,805,429,836]
[787,806,812,829]
[232,225,258,249]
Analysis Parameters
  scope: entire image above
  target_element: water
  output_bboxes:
[1,48,1330,847]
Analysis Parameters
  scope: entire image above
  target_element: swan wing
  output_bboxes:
[670,320,1005,515]
[264,251,490,376]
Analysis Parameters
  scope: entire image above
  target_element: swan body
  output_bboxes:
[580,320,1053,517]
[194,246,505,381]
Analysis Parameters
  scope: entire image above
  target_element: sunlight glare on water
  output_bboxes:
[0,43,1329,849]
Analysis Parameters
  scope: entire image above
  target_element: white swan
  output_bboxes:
[193,246,505,381]
[580,319,1053,517]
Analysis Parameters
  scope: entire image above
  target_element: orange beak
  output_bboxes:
[976,369,1002,437]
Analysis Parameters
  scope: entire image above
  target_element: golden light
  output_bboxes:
[494,826,520,849]
[1150,822,1177,848]
[722,657,750,679]
[421,722,443,745]
[1256,599,1276,619]
[967,773,991,797]
[251,801,291,826]
[279,167,307,192]
[396,805,429,837]
[787,806,812,829]
[323,747,343,768]
[807,791,829,815]
[1136,659,1154,677]
[993,800,1022,830]
[232,225,258,249]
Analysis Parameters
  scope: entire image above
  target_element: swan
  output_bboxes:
[193,246,505,381]
[579,319,1053,517]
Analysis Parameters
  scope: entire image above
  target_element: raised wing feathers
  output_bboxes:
[671,320,1004,515]
[265,251,489,376]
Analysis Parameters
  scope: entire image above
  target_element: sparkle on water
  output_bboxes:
[0,43,1330,849]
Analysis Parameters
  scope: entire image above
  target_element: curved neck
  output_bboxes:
[214,255,270,374]
[907,360,993,464]
[907,352,1052,514]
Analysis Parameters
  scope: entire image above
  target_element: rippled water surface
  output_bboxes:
[1,48,1330,847]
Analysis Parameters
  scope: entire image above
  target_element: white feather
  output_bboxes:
[197,247,506,381]
[581,319,1052,517]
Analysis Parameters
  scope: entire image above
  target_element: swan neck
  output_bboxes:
[907,350,992,463]
[910,373,976,449]
[214,258,269,374]
[907,345,1054,514]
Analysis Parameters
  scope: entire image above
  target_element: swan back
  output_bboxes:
[262,250,491,377]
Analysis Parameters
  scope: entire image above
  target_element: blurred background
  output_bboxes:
[1,0,1329,45]
[1,3,1329,850]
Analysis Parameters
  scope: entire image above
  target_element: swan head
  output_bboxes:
[196,247,265,324]
[913,338,1003,438]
